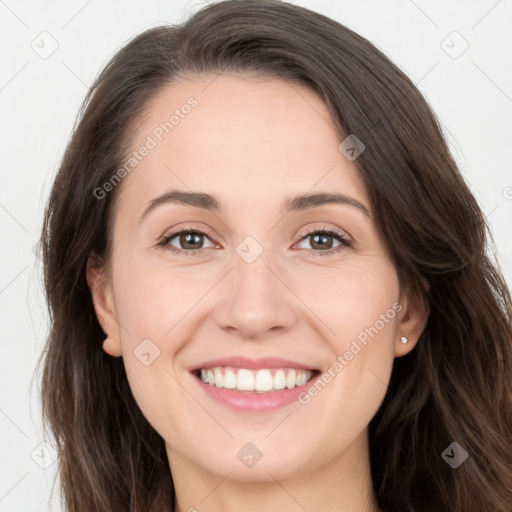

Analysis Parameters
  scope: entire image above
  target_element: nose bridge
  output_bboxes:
[215,233,297,338]
[232,234,280,310]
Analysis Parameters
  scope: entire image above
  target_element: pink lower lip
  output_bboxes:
[191,372,321,413]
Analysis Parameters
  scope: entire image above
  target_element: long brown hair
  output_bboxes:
[38,1,512,510]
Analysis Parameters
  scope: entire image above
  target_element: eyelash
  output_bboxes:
[158,224,352,258]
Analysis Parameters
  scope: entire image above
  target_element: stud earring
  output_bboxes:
[400,336,408,344]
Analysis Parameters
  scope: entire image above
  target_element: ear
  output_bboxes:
[86,252,122,357]
[394,277,430,357]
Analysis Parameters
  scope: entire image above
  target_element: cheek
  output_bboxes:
[114,245,400,363]
[112,253,210,346]
[298,258,400,348]
[303,259,400,405]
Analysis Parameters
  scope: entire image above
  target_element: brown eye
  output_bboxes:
[295,227,352,257]
[160,228,216,255]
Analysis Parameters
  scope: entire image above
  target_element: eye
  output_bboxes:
[158,224,352,257]
[158,226,216,256]
[294,225,352,257]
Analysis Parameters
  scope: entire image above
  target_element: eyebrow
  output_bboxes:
[139,190,371,223]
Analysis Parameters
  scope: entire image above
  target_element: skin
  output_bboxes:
[87,72,429,512]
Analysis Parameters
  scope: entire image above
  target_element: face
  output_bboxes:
[88,72,427,484]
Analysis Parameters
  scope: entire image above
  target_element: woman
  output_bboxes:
[39,1,512,511]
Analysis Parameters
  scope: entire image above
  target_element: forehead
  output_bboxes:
[115,72,369,222]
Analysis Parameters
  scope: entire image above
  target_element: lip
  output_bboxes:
[191,371,321,413]
[189,355,319,372]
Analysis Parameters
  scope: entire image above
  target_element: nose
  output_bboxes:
[214,246,298,341]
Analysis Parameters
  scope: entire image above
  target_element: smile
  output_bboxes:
[194,366,320,393]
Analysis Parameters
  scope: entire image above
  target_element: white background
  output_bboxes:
[1,1,511,510]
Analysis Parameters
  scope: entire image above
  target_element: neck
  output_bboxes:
[168,429,381,512]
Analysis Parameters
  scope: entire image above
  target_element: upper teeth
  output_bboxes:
[199,367,314,392]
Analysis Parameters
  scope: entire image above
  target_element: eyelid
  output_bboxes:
[295,223,351,242]
[161,223,215,240]
[292,224,352,257]
[159,223,219,249]
[159,222,352,256]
